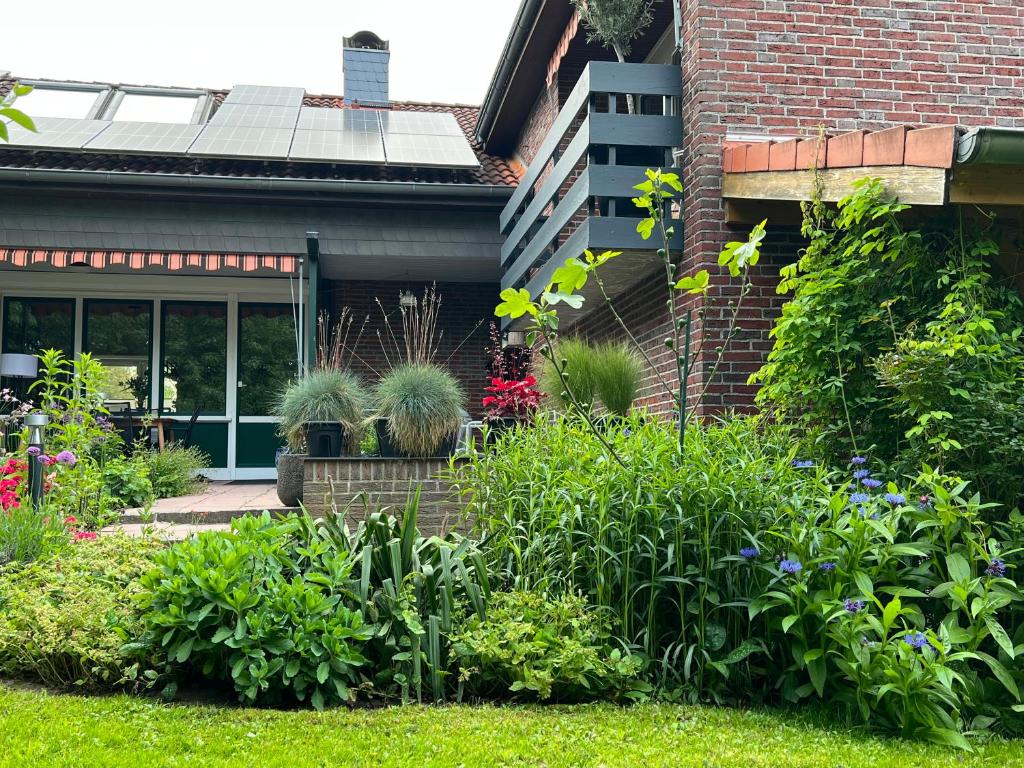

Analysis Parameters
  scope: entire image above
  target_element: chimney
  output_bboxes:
[342,31,390,106]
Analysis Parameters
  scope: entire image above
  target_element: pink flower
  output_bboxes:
[73,531,98,541]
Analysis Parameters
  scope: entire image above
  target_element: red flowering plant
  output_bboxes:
[1,456,27,511]
[482,374,544,423]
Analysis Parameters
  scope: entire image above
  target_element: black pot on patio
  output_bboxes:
[305,421,345,458]
[276,452,305,507]
[374,416,458,458]
[484,416,519,445]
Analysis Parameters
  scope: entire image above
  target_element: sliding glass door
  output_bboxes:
[236,303,294,468]
[83,299,152,409]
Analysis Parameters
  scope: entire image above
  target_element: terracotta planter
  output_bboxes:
[276,452,306,507]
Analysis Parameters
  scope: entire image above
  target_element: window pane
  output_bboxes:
[2,298,75,357]
[161,302,226,415]
[84,300,152,409]
[19,87,101,118]
[238,304,297,416]
[114,93,199,123]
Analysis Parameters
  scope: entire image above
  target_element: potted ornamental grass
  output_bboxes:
[273,368,367,505]
[374,363,465,458]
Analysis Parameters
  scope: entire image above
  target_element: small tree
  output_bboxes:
[571,0,656,64]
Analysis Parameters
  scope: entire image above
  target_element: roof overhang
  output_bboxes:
[721,126,1024,224]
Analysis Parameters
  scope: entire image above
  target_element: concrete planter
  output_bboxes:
[276,452,306,507]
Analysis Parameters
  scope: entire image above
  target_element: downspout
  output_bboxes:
[305,232,320,373]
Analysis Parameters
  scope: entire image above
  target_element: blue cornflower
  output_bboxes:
[850,456,867,465]
[819,562,837,572]
[739,547,760,560]
[852,469,871,480]
[985,559,1007,578]
[779,559,803,575]
[844,598,865,613]
[849,492,870,505]
[792,459,815,469]
[903,632,932,650]
[861,478,883,490]
[884,493,906,506]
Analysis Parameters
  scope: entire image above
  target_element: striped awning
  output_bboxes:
[0,248,300,275]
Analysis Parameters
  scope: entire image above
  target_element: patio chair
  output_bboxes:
[171,404,201,449]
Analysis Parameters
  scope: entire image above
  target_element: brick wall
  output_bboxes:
[510,0,1024,414]
[325,279,497,416]
[302,457,465,535]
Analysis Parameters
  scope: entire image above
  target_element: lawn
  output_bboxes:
[1,684,1021,768]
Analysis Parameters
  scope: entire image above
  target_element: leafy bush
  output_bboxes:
[451,413,817,693]
[0,533,161,688]
[143,444,208,499]
[754,180,1024,510]
[451,590,646,702]
[748,465,1024,746]
[102,454,154,508]
[317,491,490,703]
[374,364,465,456]
[136,513,374,709]
[593,341,644,416]
[136,496,491,708]
[274,369,368,453]
[452,414,1024,743]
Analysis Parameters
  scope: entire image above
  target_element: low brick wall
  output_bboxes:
[302,457,466,535]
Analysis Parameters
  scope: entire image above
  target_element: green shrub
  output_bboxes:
[374,364,465,456]
[143,444,208,499]
[136,513,374,709]
[593,341,644,416]
[753,180,1024,510]
[451,412,817,694]
[0,533,162,689]
[274,369,368,453]
[136,496,491,708]
[538,336,599,411]
[102,454,154,508]
[0,502,69,566]
[451,590,646,702]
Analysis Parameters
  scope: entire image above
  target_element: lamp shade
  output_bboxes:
[0,353,38,379]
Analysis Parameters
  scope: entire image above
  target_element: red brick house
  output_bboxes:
[2,3,1023,478]
[477,0,1024,415]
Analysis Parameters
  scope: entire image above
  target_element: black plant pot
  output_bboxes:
[305,421,345,458]
[484,416,519,445]
[374,416,457,458]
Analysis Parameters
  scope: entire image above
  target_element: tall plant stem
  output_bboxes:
[692,272,751,409]
[833,318,859,454]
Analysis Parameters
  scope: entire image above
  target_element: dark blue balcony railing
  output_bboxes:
[499,62,683,323]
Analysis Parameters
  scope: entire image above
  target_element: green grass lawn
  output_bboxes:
[1,683,1021,767]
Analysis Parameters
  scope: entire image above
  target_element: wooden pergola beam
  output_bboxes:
[722,165,948,207]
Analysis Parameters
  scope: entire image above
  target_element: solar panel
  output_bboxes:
[188,124,295,158]
[289,129,386,163]
[222,85,304,107]
[379,110,463,137]
[296,107,381,132]
[383,133,479,168]
[209,103,300,129]
[83,121,203,154]
[5,117,111,150]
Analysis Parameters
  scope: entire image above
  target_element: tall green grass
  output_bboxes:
[593,341,645,416]
[450,413,822,696]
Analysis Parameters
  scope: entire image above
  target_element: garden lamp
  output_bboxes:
[24,411,49,507]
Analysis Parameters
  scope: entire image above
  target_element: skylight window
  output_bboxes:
[113,93,200,123]
[18,87,103,119]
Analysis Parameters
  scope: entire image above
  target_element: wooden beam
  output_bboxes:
[722,165,948,206]
[949,164,1024,206]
